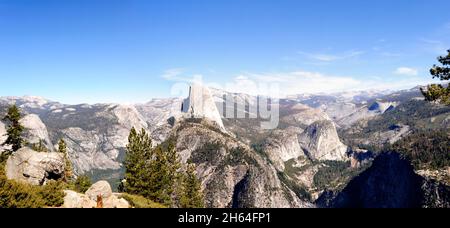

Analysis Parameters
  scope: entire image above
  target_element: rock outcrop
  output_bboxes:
[368,101,396,114]
[63,181,129,208]
[316,152,450,208]
[298,120,348,161]
[263,127,306,171]
[0,121,7,152]
[182,84,226,132]
[172,120,313,208]
[5,147,65,185]
[20,114,53,150]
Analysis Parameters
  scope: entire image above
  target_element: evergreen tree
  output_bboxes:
[72,175,92,193]
[31,139,48,152]
[2,105,24,153]
[122,127,153,196]
[146,146,172,205]
[165,142,182,204]
[122,128,184,207]
[180,164,204,208]
[58,139,73,182]
[422,49,450,105]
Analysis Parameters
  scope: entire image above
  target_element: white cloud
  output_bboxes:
[162,68,184,80]
[161,68,436,97]
[380,52,402,57]
[299,50,364,62]
[223,70,437,97]
[394,67,418,76]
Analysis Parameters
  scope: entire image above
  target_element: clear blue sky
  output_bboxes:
[1,0,449,104]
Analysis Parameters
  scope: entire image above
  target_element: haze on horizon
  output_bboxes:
[1,0,449,104]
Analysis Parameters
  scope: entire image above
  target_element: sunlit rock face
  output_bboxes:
[181,84,226,132]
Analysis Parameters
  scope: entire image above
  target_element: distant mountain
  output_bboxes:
[1,85,448,207]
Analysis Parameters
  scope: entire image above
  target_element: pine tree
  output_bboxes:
[422,49,450,105]
[32,139,48,152]
[180,164,204,208]
[147,146,172,205]
[165,141,182,204]
[122,127,153,196]
[122,128,184,207]
[2,105,25,153]
[58,139,73,182]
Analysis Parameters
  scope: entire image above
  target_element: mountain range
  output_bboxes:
[1,85,449,208]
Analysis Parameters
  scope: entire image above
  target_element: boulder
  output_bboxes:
[63,182,130,208]
[63,190,97,208]
[85,180,113,201]
[6,147,65,185]
[104,193,130,208]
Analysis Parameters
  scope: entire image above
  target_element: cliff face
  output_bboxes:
[20,114,53,150]
[316,152,450,208]
[172,120,313,208]
[181,84,226,132]
[298,120,349,161]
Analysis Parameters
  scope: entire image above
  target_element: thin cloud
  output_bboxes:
[298,50,364,62]
[380,52,403,57]
[225,70,436,97]
[394,67,419,76]
[419,38,448,55]
[162,68,184,80]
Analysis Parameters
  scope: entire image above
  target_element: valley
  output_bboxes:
[1,85,449,208]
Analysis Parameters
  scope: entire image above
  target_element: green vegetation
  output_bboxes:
[188,141,222,164]
[2,105,25,153]
[365,101,450,133]
[31,139,48,152]
[312,160,371,192]
[422,49,450,105]
[390,129,450,170]
[70,175,92,193]
[0,162,66,208]
[58,139,73,182]
[313,161,350,190]
[340,99,450,150]
[119,193,166,208]
[122,127,204,208]
[121,127,153,196]
[38,180,65,207]
[225,147,258,167]
[179,164,204,208]
[277,172,311,201]
[284,158,314,178]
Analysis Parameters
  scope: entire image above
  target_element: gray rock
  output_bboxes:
[298,120,348,161]
[182,84,226,132]
[63,190,97,208]
[63,190,129,208]
[6,147,65,185]
[173,120,313,208]
[85,180,113,201]
[20,114,53,151]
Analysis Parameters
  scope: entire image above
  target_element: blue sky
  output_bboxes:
[1,0,449,104]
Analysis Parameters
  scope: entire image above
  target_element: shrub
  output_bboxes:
[71,175,92,193]
[119,193,166,208]
[391,129,450,170]
[0,175,45,208]
[38,180,66,207]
